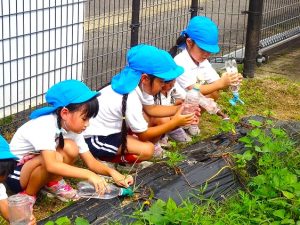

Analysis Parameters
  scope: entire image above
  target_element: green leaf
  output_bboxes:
[239,136,252,144]
[273,209,285,219]
[243,150,253,161]
[250,128,261,137]
[281,218,295,224]
[75,217,90,225]
[45,222,55,225]
[282,191,295,199]
[249,120,262,127]
[55,216,72,225]
[254,146,263,152]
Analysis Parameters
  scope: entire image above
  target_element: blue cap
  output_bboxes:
[30,80,99,119]
[111,44,184,94]
[0,135,18,160]
[182,16,220,54]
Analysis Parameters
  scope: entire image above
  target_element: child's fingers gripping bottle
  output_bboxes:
[77,181,133,199]
[225,59,244,106]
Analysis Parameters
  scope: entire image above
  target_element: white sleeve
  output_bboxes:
[74,134,89,154]
[126,93,148,133]
[199,60,220,84]
[0,184,8,200]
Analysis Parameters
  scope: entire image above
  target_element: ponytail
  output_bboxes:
[120,94,128,155]
[169,34,188,58]
[56,108,65,149]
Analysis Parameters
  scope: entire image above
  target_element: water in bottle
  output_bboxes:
[225,59,244,106]
[77,181,133,199]
[182,85,200,134]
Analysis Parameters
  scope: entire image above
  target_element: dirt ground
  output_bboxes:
[255,42,300,82]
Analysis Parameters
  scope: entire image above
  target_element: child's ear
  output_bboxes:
[60,107,69,120]
[186,38,194,48]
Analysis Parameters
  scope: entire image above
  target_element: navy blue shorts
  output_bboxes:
[85,132,122,158]
[6,164,23,193]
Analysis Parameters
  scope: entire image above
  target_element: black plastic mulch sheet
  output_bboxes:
[38,116,300,224]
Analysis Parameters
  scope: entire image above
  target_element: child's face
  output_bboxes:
[61,107,90,134]
[161,80,175,92]
[187,39,211,64]
[141,74,165,96]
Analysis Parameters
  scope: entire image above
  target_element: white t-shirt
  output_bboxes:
[155,82,186,106]
[83,85,153,137]
[9,114,89,159]
[174,49,220,89]
[0,183,8,200]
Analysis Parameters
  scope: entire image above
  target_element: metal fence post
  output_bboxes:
[243,0,264,78]
[190,0,198,18]
[130,0,141,47]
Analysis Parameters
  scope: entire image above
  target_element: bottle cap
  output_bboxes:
[120,187,134,197]
[192,83,201,91]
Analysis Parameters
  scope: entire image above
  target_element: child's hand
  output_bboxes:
[111,170,134,188]
[112,173,133,188]
[28,215,37,225]
[173,106,194,127]
[220,72,241,88]
[88,174,108,195]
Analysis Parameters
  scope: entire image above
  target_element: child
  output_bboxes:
[6,80,133,202]
[170,16,242,100]
[0,135,36,224]
[169,16,242,135]
[83,44,195,160]
[154,79,192,146]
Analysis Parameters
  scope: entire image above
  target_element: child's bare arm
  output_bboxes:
[80,151,133,188]
[0,199,9,221]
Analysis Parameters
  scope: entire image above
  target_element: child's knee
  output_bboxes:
[61,139,79,162]
[142,142,155,160]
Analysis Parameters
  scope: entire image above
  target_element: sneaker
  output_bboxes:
[168,128,192,142]
[186,125,200,136]
[159,135,171,149]
[43,179,79,202]
[153,143,165,158]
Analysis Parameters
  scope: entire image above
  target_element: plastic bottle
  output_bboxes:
[77,181,133,199]
[183,84,229,120]
[225,59,244,106]
[182,85,201,131]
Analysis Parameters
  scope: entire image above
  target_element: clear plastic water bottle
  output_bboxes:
[77,181,133,199]
[182,85,200,122]
[225,59,244,106]
[198,94,229,120]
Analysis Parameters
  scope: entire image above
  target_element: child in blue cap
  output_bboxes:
[0,135,36,224]
[154,79,193,146]
[6,80,133,202]
[83,44,195,161]
[169,16,243,135]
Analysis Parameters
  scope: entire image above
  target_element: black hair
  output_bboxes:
[119,74,156,155]
[0,159,17,178]
[120,94,128,155]
[169,34,189,58]
[56,96,99,149]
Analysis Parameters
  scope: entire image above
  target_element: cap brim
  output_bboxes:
[111,67,142,94]
[154,65,184,81]
[195,41,220,54]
